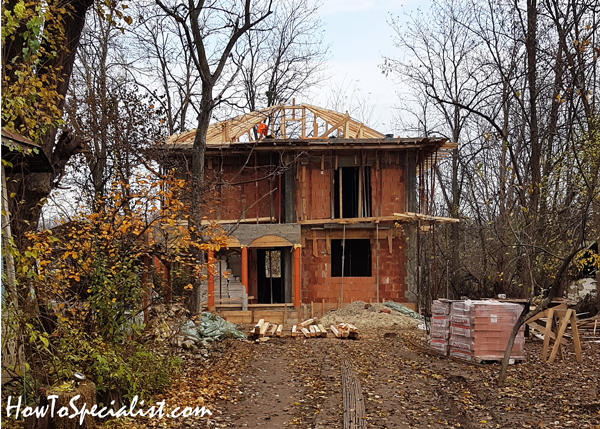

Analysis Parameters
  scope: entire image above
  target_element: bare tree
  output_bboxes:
[61,12,165,213]
[155,0,273,313]
[384,0,600,383]
[230,0,328,113]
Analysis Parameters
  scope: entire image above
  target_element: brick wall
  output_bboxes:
[300,230,408,304]
[204,158,282,221]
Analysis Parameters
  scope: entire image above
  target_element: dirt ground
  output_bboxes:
[200,332,600,429]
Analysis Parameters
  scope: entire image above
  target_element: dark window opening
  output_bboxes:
[331,239,371,277]
[333,167,371,218]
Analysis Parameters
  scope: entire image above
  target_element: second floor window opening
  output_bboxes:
[333,166,372,218]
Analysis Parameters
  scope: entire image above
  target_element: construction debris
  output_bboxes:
[321,301,420,333]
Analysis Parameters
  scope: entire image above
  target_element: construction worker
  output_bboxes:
[257,122,268,139]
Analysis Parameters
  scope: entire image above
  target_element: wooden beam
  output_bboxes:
[548,309,572,363]
[302,107,306,138]
[318,113,350,138]
[358,166,363,217]
[394,212,461,223]
[570,311,582,362]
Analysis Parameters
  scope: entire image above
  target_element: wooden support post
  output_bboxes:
[302,165,307,220]
[358,167,363,217]
[294,245,301,307]
[338,168,343,218]
[376,223,379,303]
[548,309,573,363]
[302,107,306,138]
[542,309,554,361]
[208,249,215,310]
[241,246,249,294]
[570,310,582,362]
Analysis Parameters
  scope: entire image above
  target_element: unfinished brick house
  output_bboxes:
[156,104,456,322]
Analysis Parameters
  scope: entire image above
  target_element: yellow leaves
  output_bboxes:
[184,284,194,290]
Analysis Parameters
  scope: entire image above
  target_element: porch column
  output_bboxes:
[294,245,301,307]
[208,249,215,310]
[241,246,248,294]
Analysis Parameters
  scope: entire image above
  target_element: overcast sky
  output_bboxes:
[312,0,431,134]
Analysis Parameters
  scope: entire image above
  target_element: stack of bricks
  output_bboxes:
[449,300,525,362]
[429,300,451,355]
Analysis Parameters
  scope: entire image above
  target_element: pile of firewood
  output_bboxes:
[291,318,328,338]
[330,323,360,339]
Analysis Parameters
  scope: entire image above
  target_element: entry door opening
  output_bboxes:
[257,249,285,303]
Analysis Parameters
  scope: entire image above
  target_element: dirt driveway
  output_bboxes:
[202,333,600,429]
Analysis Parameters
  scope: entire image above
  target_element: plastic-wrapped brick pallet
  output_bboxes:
[429,300,451,355]
[449,300,525,362]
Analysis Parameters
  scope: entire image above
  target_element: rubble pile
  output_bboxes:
[320,301,421,332]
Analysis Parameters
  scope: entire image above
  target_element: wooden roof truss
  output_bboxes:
[165,103,385,147]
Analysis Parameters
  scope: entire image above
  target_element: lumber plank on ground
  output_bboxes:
[318,324,327,337]
[301,327,311,338]
[259,321,270,337]
[300,318,315,327]
[269,324,278,337]
[292,325,297,337]
[276,325,283,337]
[254,319,265,335]
[330,325,341,338]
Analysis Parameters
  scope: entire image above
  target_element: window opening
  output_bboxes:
[331,239,371,277]
[333,167,371,218]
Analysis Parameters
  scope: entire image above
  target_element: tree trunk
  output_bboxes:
[5,0,93,244]
[187,84,214,314]
[525,0,541,298]
[498,246,580,385]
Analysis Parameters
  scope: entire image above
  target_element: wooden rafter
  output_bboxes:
[165,103,387,147]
